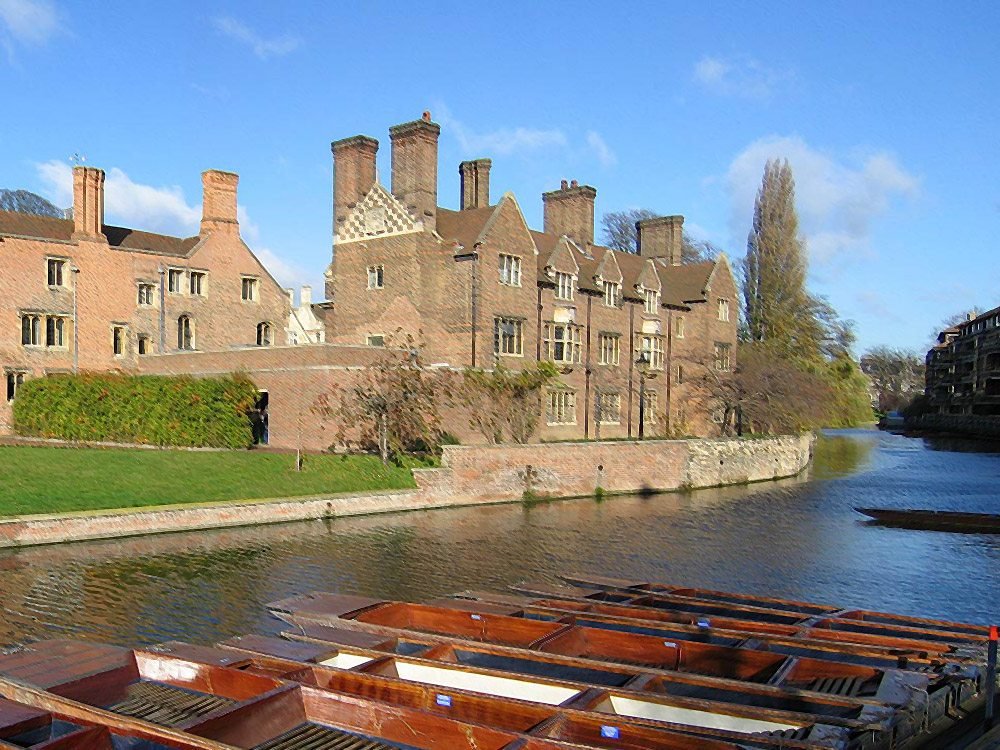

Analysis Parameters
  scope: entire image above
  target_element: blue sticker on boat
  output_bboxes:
[697,618,711,628]
[663,641,676,648]
[471,614,482,621]
[600,725,620,739]
[436,694,452,707]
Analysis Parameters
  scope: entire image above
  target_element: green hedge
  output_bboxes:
[12,373,259,449]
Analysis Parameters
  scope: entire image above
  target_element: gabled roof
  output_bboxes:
[436,206,494,250]
[657,260,716,306]
[0,209,199,256]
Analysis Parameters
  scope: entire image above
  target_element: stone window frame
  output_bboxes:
[602,280,621,308]
[596,390,621,424]
[643,390,659,421]
[366,333,386,347]
[177,314,195,351]
[241,276,260,302]
[718,298,730,322]
[137,282,156,307]
[637,334,665,370]
[45,316,68,349]
[493,315,524,357]
[366,265,384,290]
[598,332,620,366]
[20,312,42,347]
[111,324,127,357]
[189,270,208,297]
[499,254,522,287]
[137,334,151,356]
[554,271,575,301]
[674,315,684,339]
[46,256,69,288]
[256,321,273,347]
[714,342,732,371]
[167,268,185,295]
[5,369,27,403]
[542,322,582,364]
[642,287,660,315]
[546,388,577,425]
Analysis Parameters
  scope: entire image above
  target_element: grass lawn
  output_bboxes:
[0,446,423,517]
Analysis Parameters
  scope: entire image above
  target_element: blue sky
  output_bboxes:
[1,0,997,354]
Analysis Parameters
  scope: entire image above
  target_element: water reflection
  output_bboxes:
[1,428,998,652]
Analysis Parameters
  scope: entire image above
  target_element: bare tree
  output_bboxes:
[455,363,558,444]
[860,346,926,412]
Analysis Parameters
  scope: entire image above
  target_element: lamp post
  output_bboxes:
[635,353,658,440]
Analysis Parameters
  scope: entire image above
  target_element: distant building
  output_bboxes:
[926,310,1000,415]
[0,166,291,432]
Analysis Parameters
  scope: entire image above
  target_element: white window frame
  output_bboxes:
[643,287,659,314]
[46,257,67,288]
[137,283,156,307]
[493,316,524,356]
[543,322,582,363]
[546,389,577,425]
[167,268,184,294]
[554,271,575,301]
[715,342,732,371]
[499,255,521,287]
[597,391,621,424]
[718,298,730,322]
[603,281,621,308]
[598,332,620,366]
[367,265,384,290]
[190,271,207,296]
[638,335,664,370]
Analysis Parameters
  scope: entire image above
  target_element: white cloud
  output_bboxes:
[437,108,566,156]
[586,131,617,167]
[693,55,792,99]
[212,16,301,60]
[724,135,920,265]
[33,160,309,287]
[0,0,60,45]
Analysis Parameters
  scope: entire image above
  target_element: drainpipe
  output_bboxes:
[71,266,80,373]
[627,301,635,437]
[158,266,166,352]
[665,309,673,436]
[584,294,593,439]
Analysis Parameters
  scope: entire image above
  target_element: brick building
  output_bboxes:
[325,114,739,439]
[0,166,290,431]
[926,308,1000,415]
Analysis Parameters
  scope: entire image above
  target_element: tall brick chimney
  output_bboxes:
[543,179,596,246]
[389,112,440,230]
[200,170,239,235]
[72,166,106,241]
[332,135,379,237]
[637,215,684,264]
[459,158,491,210]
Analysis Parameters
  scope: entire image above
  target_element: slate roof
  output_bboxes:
[0,209,199,256]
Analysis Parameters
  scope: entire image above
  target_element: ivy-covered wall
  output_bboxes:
[12,373,259,449]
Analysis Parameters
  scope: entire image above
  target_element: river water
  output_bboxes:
[1,428,998,650]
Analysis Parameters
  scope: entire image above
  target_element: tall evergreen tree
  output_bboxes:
[742,159,814,357]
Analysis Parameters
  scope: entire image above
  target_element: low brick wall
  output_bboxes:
[0,434,814,548]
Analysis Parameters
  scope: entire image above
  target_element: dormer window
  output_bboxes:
[603,281,620,307]
[643,288,659,314]
[555,272,575,301]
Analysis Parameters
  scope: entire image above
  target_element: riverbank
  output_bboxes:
[0,434,814,548]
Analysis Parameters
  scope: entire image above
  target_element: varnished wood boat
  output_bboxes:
[0,640,544,749]
[556,573,990,643]
[855,507,1000,534]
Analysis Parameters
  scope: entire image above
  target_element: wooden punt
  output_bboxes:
[445,589,982,665]
[0,640,538,749]
[555,574,991,644]
[855,507,1000,534]
[202,634,871,749]
[155,639,800,750]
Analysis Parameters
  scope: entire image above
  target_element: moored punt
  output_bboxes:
[446,589,981,663]
[155,639,806,750]
[203,634,875,749]
[554,574,991,644]
[855,507,1000,534]
[0,641,543,749]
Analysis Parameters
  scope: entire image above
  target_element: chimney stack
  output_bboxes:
[301,285,312,307]
[332,135,379,238]
[637,215,684,264]
[542,179,596,246]
[389,112,440,230]
[459,158,491,210]
[200,170,239,235]
[72,166,106,241]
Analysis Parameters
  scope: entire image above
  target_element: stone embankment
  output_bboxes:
[913,414,1000,438]
[0,434,814,548]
